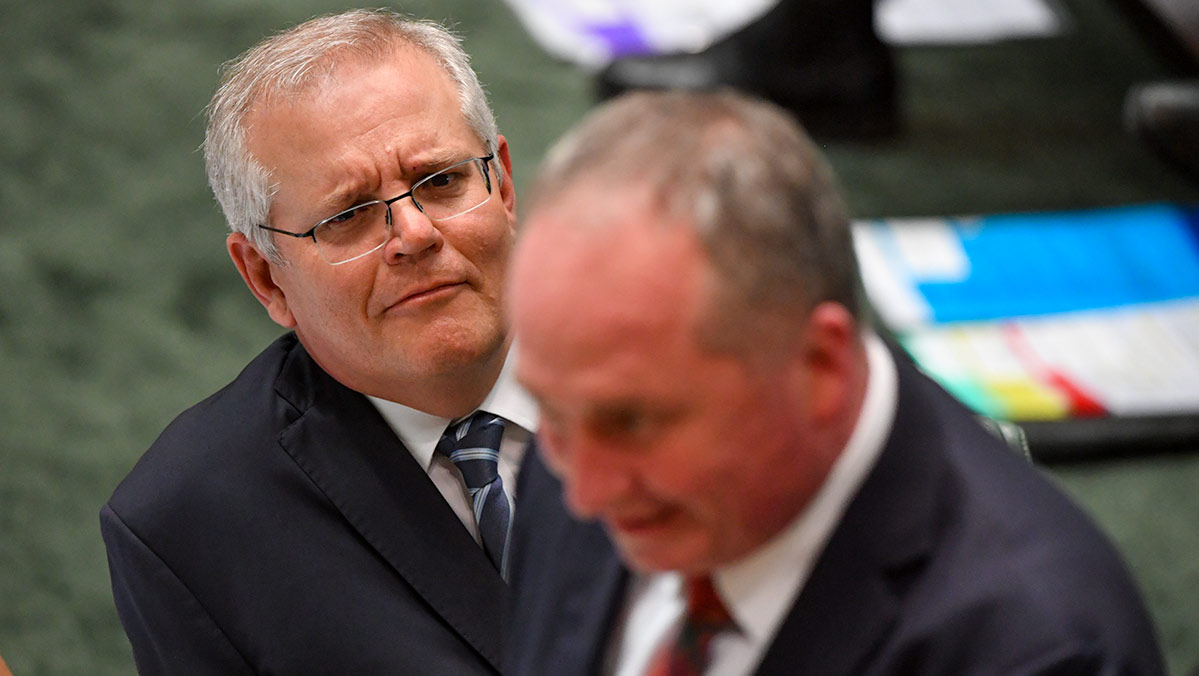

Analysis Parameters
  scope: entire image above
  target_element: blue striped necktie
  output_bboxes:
[436,411,513,578]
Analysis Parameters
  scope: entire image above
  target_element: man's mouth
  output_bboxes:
[608,506,676,536]
[392,281,467,309]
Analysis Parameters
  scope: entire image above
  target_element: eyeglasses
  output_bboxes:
[258,154,495,265]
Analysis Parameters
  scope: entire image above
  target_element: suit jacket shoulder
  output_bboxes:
[103,333,506,674]
[758,353,1165,674]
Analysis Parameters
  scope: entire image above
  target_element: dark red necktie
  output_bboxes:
[644,576,735,676]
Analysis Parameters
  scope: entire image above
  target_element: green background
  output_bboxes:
[1,0,1197,673]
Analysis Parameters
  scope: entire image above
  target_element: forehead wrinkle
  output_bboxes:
[303,61,460,203]
[316,142,475,216]
[316,149,383,212]
[394,145,487,190]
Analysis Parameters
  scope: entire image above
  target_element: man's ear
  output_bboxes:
[494,134,517,221]
[227,232,297,329]
[797,302,860,421]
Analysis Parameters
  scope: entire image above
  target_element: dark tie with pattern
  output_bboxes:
[645,576,735,676]
[436,411,512,578]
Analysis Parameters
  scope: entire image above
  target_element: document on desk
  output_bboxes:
[501,0,1061,67]
[853,204,1199,421]
[877,0,1062,44]
[500,0,776,66]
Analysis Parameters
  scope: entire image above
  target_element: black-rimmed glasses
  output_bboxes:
[258,153,494,265]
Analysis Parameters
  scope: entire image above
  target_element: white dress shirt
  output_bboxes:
[367,347,539,545]
[604,332,899,676]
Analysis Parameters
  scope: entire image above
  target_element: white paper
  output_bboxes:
[852,221,934,331]
[877,0,1062,45]
[502,0,776,67]
[503,0,1064,67]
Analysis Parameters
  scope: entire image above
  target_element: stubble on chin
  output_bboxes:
[395,307,508,378]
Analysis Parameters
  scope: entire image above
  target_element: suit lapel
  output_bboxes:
[550,520,627,674]
[512,449,628,675]
[272,341,505,671]
[754,350,949,675]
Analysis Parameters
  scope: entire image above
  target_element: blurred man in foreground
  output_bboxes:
[101,10,533,673]
[505,90,1164,675]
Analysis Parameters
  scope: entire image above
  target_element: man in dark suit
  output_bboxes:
[505,90,1165,674]
[100,10,534,673]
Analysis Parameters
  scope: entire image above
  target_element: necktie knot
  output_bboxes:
[645,576,734,676]
[684,576,733,631]
[437,411,512,578]
[437,412,505,489]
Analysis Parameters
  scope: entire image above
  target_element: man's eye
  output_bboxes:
[595,409,653,439]
[422,170,465,192]
[328,206,365,225]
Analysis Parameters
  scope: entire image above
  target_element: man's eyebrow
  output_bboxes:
[312,149,479,215]
[317,183,370,215]
[409,149,475,173]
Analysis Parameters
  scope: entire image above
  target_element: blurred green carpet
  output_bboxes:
[0,0,1196,674]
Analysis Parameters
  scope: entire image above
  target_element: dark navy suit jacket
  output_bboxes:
[101,333,505,674]
[505,348,1165,675]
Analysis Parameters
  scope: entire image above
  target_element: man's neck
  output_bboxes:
[407,341,512,418]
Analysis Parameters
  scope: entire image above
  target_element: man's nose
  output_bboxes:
[383,199,443,260]
[555,435,635,520]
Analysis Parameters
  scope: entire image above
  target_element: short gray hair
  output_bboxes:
[530,90,864,337]
[204,9,499,261]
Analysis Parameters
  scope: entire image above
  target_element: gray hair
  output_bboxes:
[529,90,864,338]
[204,9,499,262]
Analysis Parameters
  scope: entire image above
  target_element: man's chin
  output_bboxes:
[393,316,507,373]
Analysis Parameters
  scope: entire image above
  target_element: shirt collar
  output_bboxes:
[713,331,898,644]
[367,342,539,471]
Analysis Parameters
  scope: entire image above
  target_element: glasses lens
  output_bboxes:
[413,158,493,222]
[313,201,389,264]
